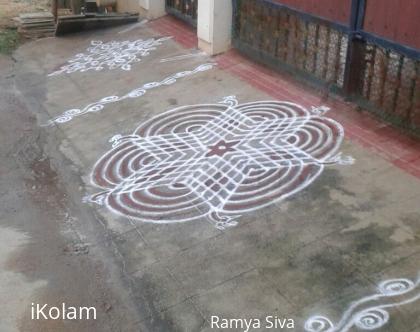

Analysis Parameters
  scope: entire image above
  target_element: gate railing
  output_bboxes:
[165,0,197,27]
[232,0,420,134]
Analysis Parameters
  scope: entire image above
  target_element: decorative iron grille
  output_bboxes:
[232,0,420,134]
[165,0,197,27]
[358,41,420,130]
[233,0,348,90]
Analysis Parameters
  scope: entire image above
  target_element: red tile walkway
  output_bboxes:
[149,15,198,49]
[148,16,420,179]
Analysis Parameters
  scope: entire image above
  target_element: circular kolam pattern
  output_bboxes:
[88,96,352,227]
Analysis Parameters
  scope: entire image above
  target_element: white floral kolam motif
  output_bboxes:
[88,96,352,229]
[48,37,172,76]
[44,63,215,125]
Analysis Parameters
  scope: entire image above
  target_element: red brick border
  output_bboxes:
[148,16,197,49]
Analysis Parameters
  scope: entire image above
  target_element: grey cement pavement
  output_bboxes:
[1,21,420,332]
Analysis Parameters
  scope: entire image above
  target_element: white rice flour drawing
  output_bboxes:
[85,96,353,229]
[305,274,420,332]
[159,51,207,63]
[48,37,172,77]
[44,63,215,125]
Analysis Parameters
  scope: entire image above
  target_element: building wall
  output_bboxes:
[364,0,420,49]
[116,0,141,13]
[274,0,351,25]
[116,0,165,18]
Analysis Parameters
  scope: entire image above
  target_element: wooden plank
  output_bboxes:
[56,13,138,35]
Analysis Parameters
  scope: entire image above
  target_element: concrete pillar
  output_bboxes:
[140,0,166,19]
[197,0,232,55]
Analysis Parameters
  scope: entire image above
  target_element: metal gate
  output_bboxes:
[165,0,197,27]
[232,0,420,134]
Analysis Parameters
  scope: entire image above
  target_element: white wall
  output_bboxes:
[116,0,165,18]
[146,0,166,19]
[116,0,141,13]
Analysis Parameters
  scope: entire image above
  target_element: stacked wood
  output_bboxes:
[56,12,139,35]
[15,12,56,38]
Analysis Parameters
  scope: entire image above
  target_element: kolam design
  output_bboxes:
[87,96,353,229]
[48,37,171,77]
[305,275,420,332]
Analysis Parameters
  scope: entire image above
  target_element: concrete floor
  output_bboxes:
[1,19,420,332]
